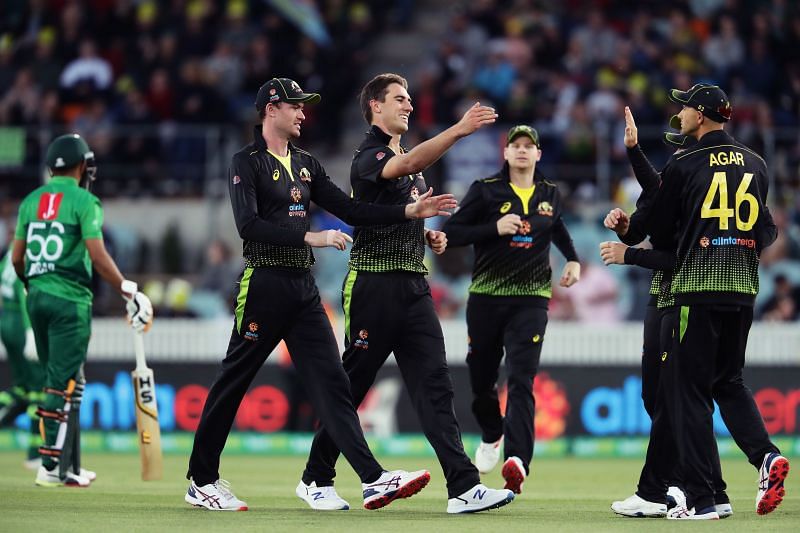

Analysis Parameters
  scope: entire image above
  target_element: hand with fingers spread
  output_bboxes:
[623,106,638,148]
[455,102,499,137]
[425,229,448,254]
[496,213,523,236]
[304,229,353,251]
[560,261,581,287]
[604,208,630,236]
[405,187,458,219]
[599,241,628,265]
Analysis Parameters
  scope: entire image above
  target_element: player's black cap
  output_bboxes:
[507,125,541,148]
[668,83,732,123]
[255,78,321,110]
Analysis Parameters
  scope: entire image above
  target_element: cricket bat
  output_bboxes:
[132,330,163,480]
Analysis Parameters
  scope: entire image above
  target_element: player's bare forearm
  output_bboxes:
[11,239,26,281]
[382,129,462,178]
[85,238,126,295]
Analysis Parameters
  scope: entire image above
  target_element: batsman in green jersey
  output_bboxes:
[11,133,154,487]
[1,242,45,466]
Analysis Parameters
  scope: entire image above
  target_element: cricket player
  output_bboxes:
[442,125,580,495]
[12,133,153,487]
[1,236,44,468]
[299,73,515,514]
[608,86,789,519]
[186,77,456,511]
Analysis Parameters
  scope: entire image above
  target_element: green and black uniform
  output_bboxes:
[441,164,578,473]
[188,126,410,487]
[302,125,481,498]
[642,129,779,511]
[1,249,45,459]
[15,176,100,470]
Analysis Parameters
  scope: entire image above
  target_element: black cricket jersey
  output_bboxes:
[348,125,427,274]
[443,165,578,303]
[644,130,777,306]
[228,126,406,269]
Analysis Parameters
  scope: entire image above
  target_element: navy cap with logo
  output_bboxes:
[507,125,541,148]
[255,78,321,110]
[668,83,732,123]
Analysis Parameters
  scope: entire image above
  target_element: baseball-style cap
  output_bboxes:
[255,78,321,110]
[507,125,541,147]
[668,83,732,123]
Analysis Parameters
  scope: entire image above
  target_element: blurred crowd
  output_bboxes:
[1,0,799,322]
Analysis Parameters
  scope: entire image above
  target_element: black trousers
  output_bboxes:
[665,304,779,510]
[188,268,383,487]
[465,294,548,475]
[302,271,479,498]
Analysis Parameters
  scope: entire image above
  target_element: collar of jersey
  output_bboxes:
[49,176,79,186]
[252,125,299,153]
[368,124,393,144]
[695,129,731,146]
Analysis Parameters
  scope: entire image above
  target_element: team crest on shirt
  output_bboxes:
[354,329,369,350]
[289,186,306,217]
[299,167,312,182]
[375,151,386,161]
[537,201,553,216]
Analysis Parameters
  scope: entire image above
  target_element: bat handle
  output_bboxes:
[133,330,148,371]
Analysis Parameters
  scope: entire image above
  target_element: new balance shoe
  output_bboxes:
[296,480,349,510]
[501,456,526,494]
[35,465,90,488]
[474,437,502,474]
[715,502,733,519]
[756,452,789,515]
[446,484,514,514]
[666,505,719,520]
[611,494,667,517]
[185,479,248,511]
[666,486,686,510]
[362,469,430,510]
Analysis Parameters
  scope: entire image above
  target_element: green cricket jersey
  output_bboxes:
[14,176,103,304]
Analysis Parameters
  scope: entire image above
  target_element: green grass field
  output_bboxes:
[0,451,794,532]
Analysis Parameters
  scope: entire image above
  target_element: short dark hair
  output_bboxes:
[258,101,281,120]
[359,73,408,124]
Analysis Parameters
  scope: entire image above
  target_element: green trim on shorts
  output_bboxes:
[235,268,253,334]
[679,305,690,343]
[342,270,358,342]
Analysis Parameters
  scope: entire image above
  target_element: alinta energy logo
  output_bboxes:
[510,220,533,248]
[354,329,369,350]
[289,186,306,217]
[699,235,755,249]
[244,322,259,341]
[498,372,570,440]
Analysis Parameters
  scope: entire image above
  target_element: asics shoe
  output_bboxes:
[756,452,789,515]
[501,456,526,494]
[611,494,666,517]
[35,465,90,488]
[666,505,719,520]
[666,486,686,509]
[185,479,248,511]
[296,480,349,510]
[362,469,430,510]
[474,437,502,474]
[446,484,514,514]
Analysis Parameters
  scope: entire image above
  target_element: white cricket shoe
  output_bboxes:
[667,486,686,509]
[72,467,96,482]
[447,483,514,514]
[296,480,350,510]
[501,456,526,494]
[185,479,248,511]
[756,452,789,515]
[474,437,502,474]
[611,494,666,517]
[35,465,90,488]
[362,469,430,510]
[715,502,733,518]
[666,505,719,520]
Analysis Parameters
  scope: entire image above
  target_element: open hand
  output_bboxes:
[624,106,638,148]
[305,229,353,251]
[455,102,498,136]
[406,187,458,219]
